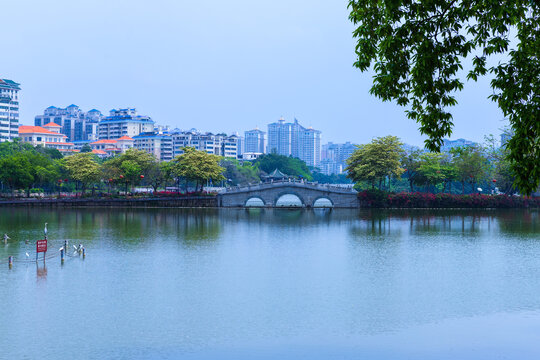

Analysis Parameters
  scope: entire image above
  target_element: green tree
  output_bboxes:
[0,154,34,196]
[346,135,404,189]
[348,0,539,194]
[63,153,101,195]
[220,159,261,186]
[103,148,156,193]
[171,147,225,192]
[80,143,92,153]
[415,152,456,193]
[450,146,489,194]
[401,148,422,192]
[119,160,142,193]
[484,134,515,194]
[35,145,63,159]
[254,152,312,180]
[145,161,171,192]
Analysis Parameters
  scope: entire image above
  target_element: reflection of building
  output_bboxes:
[441,138,477,152]
[320,142,356,175]
[98,108,154,140]
[18,125,75,154]
[244,128,266,154]
[267,118,321,167]
[35,105,102,142]
[170,129,240,159]
[0,78,21,142]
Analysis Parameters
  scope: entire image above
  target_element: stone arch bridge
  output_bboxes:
[218,181,359,208]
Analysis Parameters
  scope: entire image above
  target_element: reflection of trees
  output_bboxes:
[496,209,540,235]
[0,207,537,252]
[348,209,539,239]
[0,208,224,250]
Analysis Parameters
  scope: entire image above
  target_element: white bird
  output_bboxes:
[44,223,48,238]
[73,245,78,251]
[59,247,64,251]
[25,252,29,258]
[3,234,9,243]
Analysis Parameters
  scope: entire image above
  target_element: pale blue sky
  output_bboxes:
[2,0,506,146]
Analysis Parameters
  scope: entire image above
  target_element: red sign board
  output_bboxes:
[36,239,47,253]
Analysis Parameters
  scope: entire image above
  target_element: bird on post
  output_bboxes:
[3,233,9,244]
[44,223,48,239]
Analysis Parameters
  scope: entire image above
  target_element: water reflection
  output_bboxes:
[0,207,539,359]
[36,264,47,281]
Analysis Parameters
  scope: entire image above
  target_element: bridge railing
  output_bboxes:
[222,179,356,193]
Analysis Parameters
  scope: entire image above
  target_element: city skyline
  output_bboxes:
[2,0,508,148]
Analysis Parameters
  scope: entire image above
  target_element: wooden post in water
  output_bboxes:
[61,248,64,264]
[8,256,12,269]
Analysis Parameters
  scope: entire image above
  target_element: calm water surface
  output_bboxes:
[0,208,539,359]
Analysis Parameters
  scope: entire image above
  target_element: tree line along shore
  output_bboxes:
[0,136,538,208]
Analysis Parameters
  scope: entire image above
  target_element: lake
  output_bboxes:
[0,208,539,359]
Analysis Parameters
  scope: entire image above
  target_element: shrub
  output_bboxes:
[357,191,540,208]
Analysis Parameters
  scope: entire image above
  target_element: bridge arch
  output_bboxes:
[275,192,305,207]
[313,197,334,208]
[245,196,265,207]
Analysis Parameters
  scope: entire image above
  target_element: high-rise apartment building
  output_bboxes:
[244,128,266,154]
[133,132,173,162]
[320,142,357,175]
[299,127,321,168]
[170,129,240,159]
[35,105,103,141]
[0,78,21,142]
[267,117,292,156]
[98,108,154,140]
[267,117,321,167]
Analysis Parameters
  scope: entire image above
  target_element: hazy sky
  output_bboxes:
[3,0,507,146]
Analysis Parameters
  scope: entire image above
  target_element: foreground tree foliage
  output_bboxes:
[348,0,539,194]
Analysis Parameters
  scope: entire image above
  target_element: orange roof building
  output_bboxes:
[90,136,134,157]
[18,125,74,152]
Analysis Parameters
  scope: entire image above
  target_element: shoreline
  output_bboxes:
[0,196,538,209]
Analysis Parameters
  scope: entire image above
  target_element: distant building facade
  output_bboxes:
[18,125,75,154]
[0,78,20,142]
[320,142,357,175]
[90,136,134,157]
[170,129,240,159]
[244,128,266,154]
[98,108,154,140]
[35,105,103,142]
[267,117,321,167]
[441,138,477,152]
[133,132,173,162]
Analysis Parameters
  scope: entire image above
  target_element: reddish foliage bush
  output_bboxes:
[358,190,540,208]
